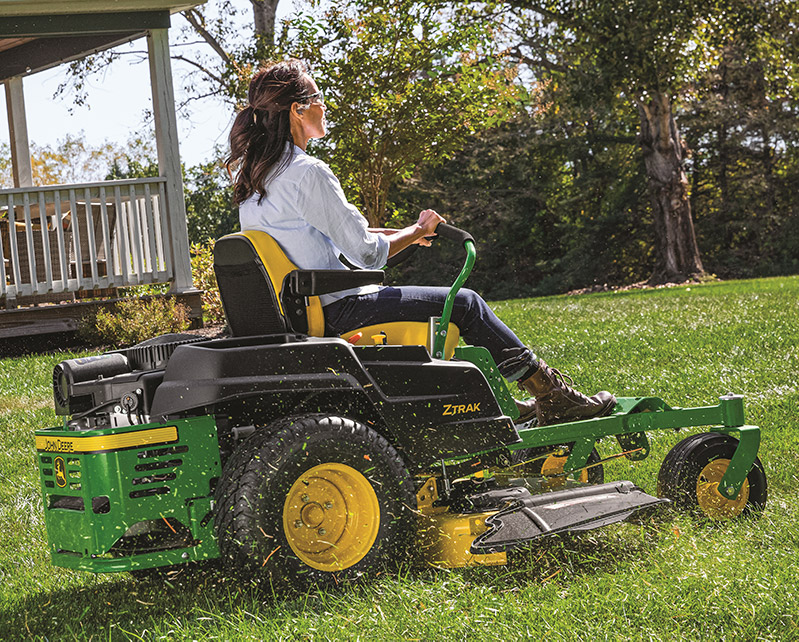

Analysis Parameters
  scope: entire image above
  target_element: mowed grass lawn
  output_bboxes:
[1,276,798,640]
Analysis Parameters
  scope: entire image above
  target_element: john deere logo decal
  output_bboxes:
[54,457,67,488]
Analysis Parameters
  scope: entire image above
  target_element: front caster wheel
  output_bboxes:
[657,433,767,519]
[214,415,415,586]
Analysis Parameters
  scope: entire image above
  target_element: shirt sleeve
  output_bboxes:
[296,161,390,270]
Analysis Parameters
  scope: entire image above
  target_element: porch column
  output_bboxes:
[4,76,33,188]
[147,27,194,292]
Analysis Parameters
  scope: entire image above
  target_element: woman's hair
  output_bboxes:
[226,59,314,205]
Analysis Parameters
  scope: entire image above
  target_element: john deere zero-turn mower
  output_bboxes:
[34,225,767,583]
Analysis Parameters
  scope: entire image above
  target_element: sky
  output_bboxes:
[1,3,292,171]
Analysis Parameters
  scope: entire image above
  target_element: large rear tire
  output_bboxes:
[657,433,767,519]
[214,415,415,585]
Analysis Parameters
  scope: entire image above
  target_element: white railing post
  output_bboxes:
[147,27,195,293]
[4,77,33,189]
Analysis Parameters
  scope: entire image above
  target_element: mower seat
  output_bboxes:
[213,231,460,358]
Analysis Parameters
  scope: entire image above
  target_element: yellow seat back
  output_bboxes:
[237,230,325,336]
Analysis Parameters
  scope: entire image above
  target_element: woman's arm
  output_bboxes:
[298,162,444,267]
[369,209,445,256]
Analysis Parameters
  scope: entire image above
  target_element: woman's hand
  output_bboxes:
[385,209,446,258]
[413,209,445,246]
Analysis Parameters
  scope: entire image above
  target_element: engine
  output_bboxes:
[52,336,205,429]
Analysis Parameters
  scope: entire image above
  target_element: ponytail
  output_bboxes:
[226,59,312,205]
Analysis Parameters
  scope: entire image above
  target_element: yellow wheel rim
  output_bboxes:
[696,458,750,519]
[541,455,589,487]
[283,463,380,571]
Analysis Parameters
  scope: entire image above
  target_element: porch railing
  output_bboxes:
[0,178,175,303]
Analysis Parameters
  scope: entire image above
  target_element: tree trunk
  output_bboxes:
[357,156,390,228]
[717,54,731,246]
[251,0,279,46]
[637,92,705,283]
[359,176,389,228]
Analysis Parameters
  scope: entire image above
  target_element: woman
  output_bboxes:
[227,59,615,426]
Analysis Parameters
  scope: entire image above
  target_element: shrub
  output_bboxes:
[191,239,225,326]
[82,297,191,347]
[120,283,170,297]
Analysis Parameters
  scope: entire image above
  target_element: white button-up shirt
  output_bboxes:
[239,144,390,306]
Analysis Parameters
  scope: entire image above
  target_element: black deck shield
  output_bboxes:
[470,481,668,553]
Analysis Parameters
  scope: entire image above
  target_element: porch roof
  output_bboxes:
[0,1,201,81]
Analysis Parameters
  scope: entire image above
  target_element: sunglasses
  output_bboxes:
[299,90,324,106]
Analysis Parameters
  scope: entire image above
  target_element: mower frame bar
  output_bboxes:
[433,240,476,358]
[509,393,758,498]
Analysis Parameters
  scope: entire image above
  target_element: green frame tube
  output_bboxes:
[507,394,759,498]
[432,240,476,358]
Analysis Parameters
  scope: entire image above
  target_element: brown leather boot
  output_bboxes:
[518,360,616,426]
[514,398,537,423]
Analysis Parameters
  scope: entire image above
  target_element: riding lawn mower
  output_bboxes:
[34,224,768,584]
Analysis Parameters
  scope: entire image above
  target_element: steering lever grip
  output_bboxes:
[434,223,475,246]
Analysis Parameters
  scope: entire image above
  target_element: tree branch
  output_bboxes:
[250,0,279,42]
[183,8,233,66]
[508,45,571,74]
[507,2,584,32]
[176,90,233,113]
[172,54,226,86]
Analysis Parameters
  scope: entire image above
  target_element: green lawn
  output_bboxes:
[1,276,798,640]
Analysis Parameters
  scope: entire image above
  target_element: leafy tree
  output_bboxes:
[288,0,524,225]
[0,142,11,188]
[184,158,237,243]
[494,0,724,283]
[391,111,653,298]
[396,0,799,294]
[105,157,160,181]
[1,133,153,188]
[51,0,799,292]
[58,1,523,228]
[681,0,799,278]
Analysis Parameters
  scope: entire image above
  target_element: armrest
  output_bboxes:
[286,269,384,296]
[281,269,384,335]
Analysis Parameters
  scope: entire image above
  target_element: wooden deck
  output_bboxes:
[2,12,202,345]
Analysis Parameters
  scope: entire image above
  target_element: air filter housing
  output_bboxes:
[126,335,206,371]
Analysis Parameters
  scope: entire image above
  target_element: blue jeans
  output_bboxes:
[323,286,538,381]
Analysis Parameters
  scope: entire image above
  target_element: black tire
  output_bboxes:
[510,445,604,485]
[214,414,415,586]
[657,432,767,519]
